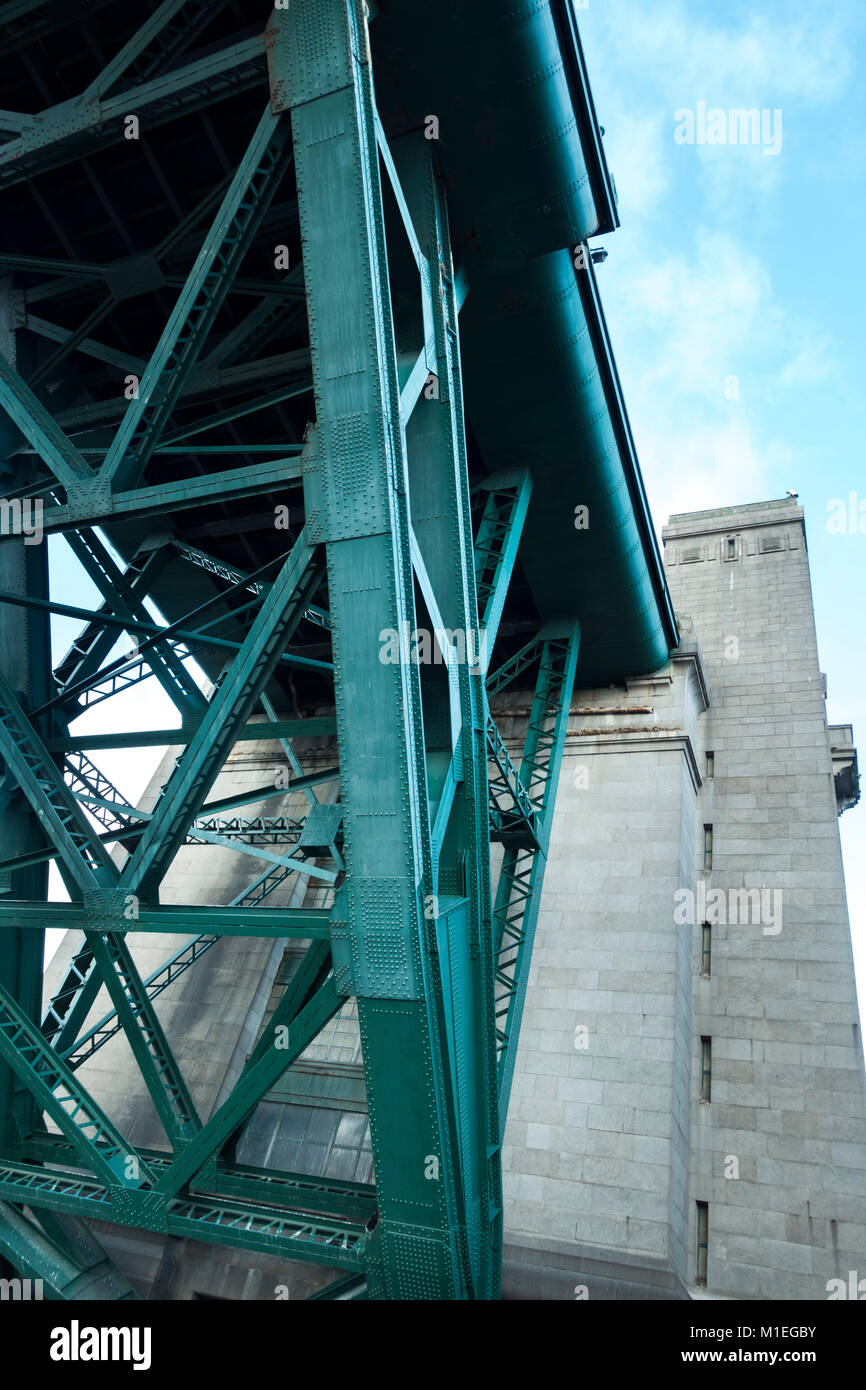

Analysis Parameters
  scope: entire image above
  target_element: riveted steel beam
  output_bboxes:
[53,542,172,712]
[472,471,533,667]
[82,931,201,1149]
[492,625,580,1118]
[78,0,235,104]
[392,132,507,1299]
[33,453,305,535]
[20,1132,376,1223]
[0,1159,367,1270]
[97,106,293,493]
[0,978,152,1188]
[0,1201,140,1299]
[0,902,333,936]
[65,527,206,718]
[0,353,93,490]
[115,535,321,899]
[271,0,503,1300]
[0,668,119,895]
[0,35,267,190]
[154,974,342,1199]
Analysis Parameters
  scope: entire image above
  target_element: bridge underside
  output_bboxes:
[0,1,673,1299]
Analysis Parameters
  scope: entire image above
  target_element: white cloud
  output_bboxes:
[594,1,853,106]
[593,230,797,530]
[585,0,857,218]
[777,336,835,389]
[636,417,793,532]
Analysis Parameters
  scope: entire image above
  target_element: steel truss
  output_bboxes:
[0,0,580,1300]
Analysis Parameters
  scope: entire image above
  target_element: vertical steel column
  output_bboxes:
[0,274,47,1156]
[270,0,488,1298]
[395,137,502,1299]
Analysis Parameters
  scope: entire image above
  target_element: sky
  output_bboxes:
[578,0,866,1020]
[40,0,865,1024]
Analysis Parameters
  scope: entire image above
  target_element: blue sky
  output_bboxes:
[44,0,865,1021]
[579,0,866,1018]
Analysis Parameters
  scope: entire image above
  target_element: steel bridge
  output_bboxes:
[0,0,677,1299]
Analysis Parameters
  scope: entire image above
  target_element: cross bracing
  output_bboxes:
[0,0,675,1300]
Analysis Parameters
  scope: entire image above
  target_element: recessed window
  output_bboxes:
[705,751,714,779]
[725,536,737,560]
[700,923,712,978]
[696,1202,709,1285]
[703,824,713,870]
[700,1037,712,1102]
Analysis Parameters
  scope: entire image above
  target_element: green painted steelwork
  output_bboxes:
[0,0,674,1299]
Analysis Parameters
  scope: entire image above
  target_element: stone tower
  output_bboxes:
[503,496,866,1299]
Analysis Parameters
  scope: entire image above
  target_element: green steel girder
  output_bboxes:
[0,1200,139,1299]
[161,377,310,446]
[0,667,119,895]
[65,753,140,834]
[19,310,146,374]
[0,563,258,1123]
[270,0,503,1299]
[492,626,580,1118]
[81,931,201,1149]
[98,104,294,493]
[0,34,267,190]
[308,1272,367,1300]
[0,903,333,937]
[0,767,340,875]
[53,845,330,1074]
[486,634,546,697]
[33,451,304,535]
[28,294,116,392]
[185,827,338,884]
[0,1159,367,1271]
[42,937,102,1053]
[0,664,198,1128]
[245,940,332,1073]
[472,471,533,666]
[20,1133,376,1225]
[116,534,322,898]
[53,542,173,711]
[52,721,337,754]
[485,710,540,850]
[218,938,334,1166]
[50,348,311,435]
[65,527,206,718]
[0,977,152,1188]
[154,974,342,1199]
[200,265,307,372]
[0,352,93,490]
[185,814,304,845]
[394,131,503,1297]
[78,0,235,104]
[1,560,330,720]
[39,883,329,1066]
[28,893,202,1140]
